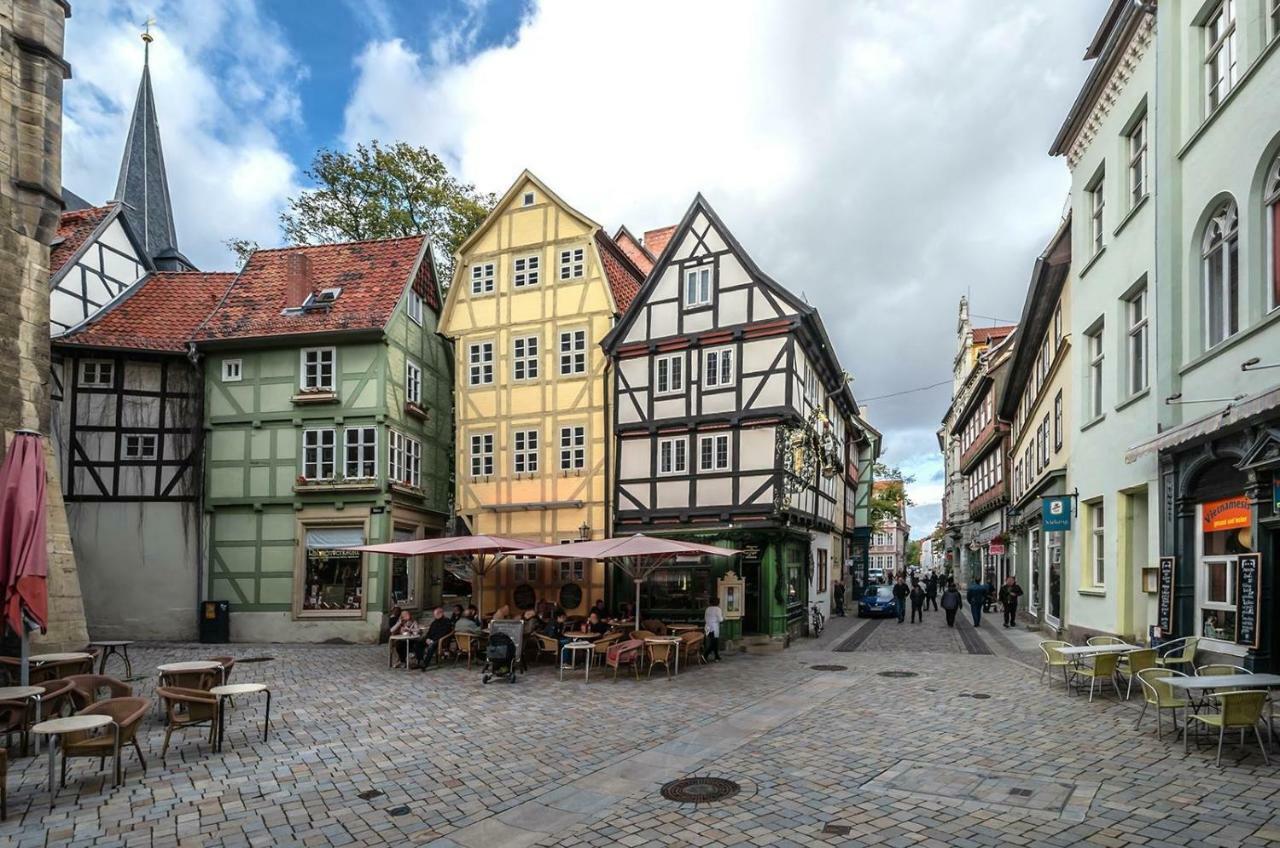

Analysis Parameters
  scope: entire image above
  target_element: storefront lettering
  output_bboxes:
[1157,556,1175,632]
[1236,553,1260,649]
[1201,495,1250,534]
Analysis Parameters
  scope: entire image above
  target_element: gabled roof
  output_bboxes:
[972,325,1016,345]
[594,230,645,313]
[454,169,599,259]
[612,225,655,274]
[49,204,124,283]
[191,236,427,344]
[54,271,235,353]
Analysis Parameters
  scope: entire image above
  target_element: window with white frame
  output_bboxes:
[1204,0,1238,113]
[470,262,495,295]
[1266,153,1280,312]
[558,247,585,280]
[1088,172,1105,254]
[344,426,377,478]
[658,437,687,475]
[1126,285,1148,395]
[388,430,422,487]
[1127,112,1148,208]
[1086,325,1104,420]
[1198,500,1244,640]
[1039,415,1050,470]
[683,265,712,307]
[704,348,734,388]
[406,290,423,325]
[405,359,422,405]
[302,428,336,480]
[698,433,730,471]
[469,432,494,477]
[1202,200,1239,349]
[522,191,536,207]
[513,429,539,474]
[1089,501,1105,587]
[559,329,586,376]
[558,558,585,584]
[512,556,538,583]
[513,255,540,288]
[513,335,539,380]
[122,433,157,460]
[468,341,494,386]
[79,359,114,387]
[301,347,335,391]
[1053,389,1063,451]
[559,425,586,470]
[1053,304,1062,348]
[221,359,242,382]
[655,354,684,395]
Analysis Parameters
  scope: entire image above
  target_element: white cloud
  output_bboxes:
[61,0,306,269]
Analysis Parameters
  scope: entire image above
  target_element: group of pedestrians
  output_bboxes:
[884,571,1024,630]
[890,572,941,624]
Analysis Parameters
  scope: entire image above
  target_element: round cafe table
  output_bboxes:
[29,652,93,664]
[0,685,43,753]
[32,714,118,806]
[559,642,595,683]
[89,640,135,677]
[210,683,271,752]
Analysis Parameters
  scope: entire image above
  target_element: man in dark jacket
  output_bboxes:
[940,582,962,627]
[418,607,454,670]
[998,576,1024,628]
[925,573,939,611]
[966,580,988,627]
[891,577,910,624]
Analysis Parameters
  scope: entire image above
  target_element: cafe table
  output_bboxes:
[667,624,702,634]
[29,651,94,665]
[210,682,271,752]
[157,660,225,687]
[88,640,135,677]
[1056,643,1139,658]
[644,636,684,677]
[32,714,118,806]
[388,633,423,670]
[1164,673,1280,742]
[560,641,595,683]
[0,685,43,753]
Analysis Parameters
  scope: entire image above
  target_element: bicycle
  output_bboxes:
[810,602,825,637]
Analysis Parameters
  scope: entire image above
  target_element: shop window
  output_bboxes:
[785,543,806,611]
[300,526,365,614]
[640,565,713,613]
[1197,495,1249,641]
[390,526,417,608]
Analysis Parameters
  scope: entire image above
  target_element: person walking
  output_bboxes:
[909,580,926,623]
[966,578,988,627]
[999,575,1024,628]
[925,572,939,611]
[832,579,846,617]
[704,596,724,662]
[940,581,962,627]
[891,576,909,624]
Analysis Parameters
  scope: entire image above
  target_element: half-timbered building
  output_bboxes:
[605,195,871,646]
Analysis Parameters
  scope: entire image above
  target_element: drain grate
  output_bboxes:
[357,789,384,801]
[660,777,741,804]
[238,656,275,664]
[823,824,853,835]
[1009,787,1033,797]
[809,664,848,672]
[387,805,410,816]
[877,670,918,678]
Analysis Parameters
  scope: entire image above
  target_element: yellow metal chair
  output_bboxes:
[1086,636,1124,646]
[1069,651,1121,702]
[1120,649,1157,700]
[1038,640,1074,689]
[1135,668,1190,739]
[1155,637,1198,671]
[1185,690,1271,767]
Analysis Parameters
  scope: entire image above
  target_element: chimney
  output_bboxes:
[285,251,312,307]
[642,225,677,258]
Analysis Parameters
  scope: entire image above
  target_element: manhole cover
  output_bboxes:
[1009,787,1033,797]
[660,777,740,804]
[970,693,991,699]
[357,789,384,801]
[387,805,410,816]
[823,824,852,835]
[810,664,848,672]
[877,670,918,678]
[238,656,275,664]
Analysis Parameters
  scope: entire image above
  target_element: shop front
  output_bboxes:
[1009,471,1069,632]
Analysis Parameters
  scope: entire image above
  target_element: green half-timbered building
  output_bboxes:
[191,236,452,643]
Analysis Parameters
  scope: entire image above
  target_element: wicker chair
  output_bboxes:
[37,679,77,719]
[605,640,644,682]
[209,657,235,685]
[156,686,218,757]
[678,631,706,666]
[0,695,32,756]
[590,631,622,666]
[532,633,561,666]
[65,675,133,711]
[159,669,218,691]
[629,630,656,642]
[641,619,667,636]
[454,632,488,669]
[32,657,94,684]
[60,697,149,787]
[647,640,675,678]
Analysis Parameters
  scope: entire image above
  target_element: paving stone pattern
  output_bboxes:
[2,610,1278,847]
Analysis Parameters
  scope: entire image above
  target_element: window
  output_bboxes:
[698,433,730,471]
[512,556,538,583]
[1204,0,1237,113]
[301,347,335,391]
[470,262,495,295]
[1267,153,1280,311]
[1126,286,1148,395]
[683,265,712,307]
[221,359,242,382]
[1202,201,1239,349]
[344,427,377,479]
[513,336,539,380]
[658,437,687,475]
[1090,501,1105,587]
[1198,497,1246,640]
[79,360,114,387]
[1039,415,1050,470]
[559,329,586,376]
[513,429,539,474]
[1086,326,1104,420]
[704,348,734,388]
[390,527,417,608]
[302,428,336,480]
[405,359,422,405]
[1088,173,1105,254]
[468,341,494,386]
[1053,390,1063,451]
[513,255,540,288]
[558,559,586,584]
[558,247,585,280]
[1127,113,1148,208]
[655,354,684,395]
[1053,304,1062,348]
[522,191,535,206]
[122,433,157,460]
[559,426,586,471]
[301,526,365,613]
[1271,0,1280,41]
[406,290,423,325]
[469,433,494,477]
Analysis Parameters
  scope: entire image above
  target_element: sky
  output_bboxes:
[62,0,1111,537]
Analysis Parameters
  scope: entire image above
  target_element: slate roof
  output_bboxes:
[55,271,235,353]
[594,231,645,313]
[50,204,116,280]
[114,56,183,267]
[192,236,426,344]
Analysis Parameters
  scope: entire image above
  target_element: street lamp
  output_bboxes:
[578,521,591,541]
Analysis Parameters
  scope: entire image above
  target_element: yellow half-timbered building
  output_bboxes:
[440,171,644,615]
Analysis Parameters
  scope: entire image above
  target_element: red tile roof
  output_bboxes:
[612,227,654,275]
[192,236,425,343]
[55,271,235,353]
[972,325,1016,344]
[50,204,116,279]
[595,231,645,313]
[643,225,676,258]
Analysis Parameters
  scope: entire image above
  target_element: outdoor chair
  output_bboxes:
[1156,637,1198,671]
[647,640,674,679]
[37,679,77,719]
[1038,640,1074,689]
[630,630,656,643]
[156,686,218,757]
[1119,649,1157,700]
[0,746,6,820]
[1185,690,1271,767]
[1193,665,1267,723]
[1069,651,1121,702]
[590,631,622,666]
[65,674,132,711]
[606,640,644,682]
[532,633,561,666]
[209,657,235,685]
[454,632,488,670]
[32,657,93,684]
[641,619,667,636]
[0,695,32,756]
[1134,668,1190,739]
[1086,636,1125,646]
[159,668,218,691]
[678,631,706,666]
[61,697,149,787]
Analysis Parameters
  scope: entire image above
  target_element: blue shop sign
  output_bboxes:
[1042,495,1073,531]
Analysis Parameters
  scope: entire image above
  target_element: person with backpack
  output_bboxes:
[940,581,962,627]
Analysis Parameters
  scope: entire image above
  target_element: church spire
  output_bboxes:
[113,23,191,271]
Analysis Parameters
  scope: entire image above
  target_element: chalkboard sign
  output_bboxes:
[1236,553,1260,649]
[1157,556,1175,632]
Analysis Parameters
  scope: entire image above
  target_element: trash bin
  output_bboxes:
[199,600,230,643]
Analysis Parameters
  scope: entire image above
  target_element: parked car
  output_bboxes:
[858,585,898,618]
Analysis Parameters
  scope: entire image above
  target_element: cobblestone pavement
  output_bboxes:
[3,610,1278,847]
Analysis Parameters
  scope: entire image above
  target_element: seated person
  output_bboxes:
[454,612,481,635]
[464,604,480,622]
[542,610,577,667]
[617,601,634,623]
[535,598,554,621]
[388,609,421,668]
[493,604,512,621]
[449,604,464,625]
[521,609,541,636]
[416,607,454,671]
[584,611,610,636]
[590,599,607,619]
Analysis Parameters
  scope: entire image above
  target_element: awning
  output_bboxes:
[1125,383,1280,463]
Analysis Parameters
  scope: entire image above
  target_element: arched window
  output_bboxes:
[1202,200,1239,348]
[1267,154,1280,312]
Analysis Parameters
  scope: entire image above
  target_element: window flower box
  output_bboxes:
[291,387,338,405]
[404,402,429,421]
[294,477,380,494]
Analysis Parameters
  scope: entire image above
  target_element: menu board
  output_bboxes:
[1157,556,1175,633]
[1236,553,1260,649]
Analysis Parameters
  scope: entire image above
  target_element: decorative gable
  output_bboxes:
[1239,426,1280,472]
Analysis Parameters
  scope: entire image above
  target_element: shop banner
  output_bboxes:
[1042,496,1072,532]
[1236,553,1261,649]
[1273,476,1280,514]
[1157,556,1175,633]
[1201,495,1250,534]
[988,542,1005,555]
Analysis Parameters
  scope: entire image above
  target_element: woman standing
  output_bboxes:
[940,582,962,628]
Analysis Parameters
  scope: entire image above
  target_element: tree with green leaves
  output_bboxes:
[870,462,914,524]
[906,539,922,568]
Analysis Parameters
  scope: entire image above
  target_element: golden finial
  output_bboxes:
[142,17,156,43]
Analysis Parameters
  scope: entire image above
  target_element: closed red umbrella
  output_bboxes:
[0,432,49,685]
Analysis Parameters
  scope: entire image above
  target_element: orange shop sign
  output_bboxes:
[1201,495,1250,534]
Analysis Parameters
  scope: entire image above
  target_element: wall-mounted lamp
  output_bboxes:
[1241,357,1280,372]
[578,521,591,541]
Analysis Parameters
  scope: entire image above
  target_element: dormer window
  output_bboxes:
[684,266,712,307]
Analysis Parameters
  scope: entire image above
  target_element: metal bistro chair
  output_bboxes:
[1069,651,1122,702]
[1155,637,1198,672]
[1038,640,1074,689]
[1119,649,1157,700]
[1135,668,1191,739]
[1185,690,1271,767]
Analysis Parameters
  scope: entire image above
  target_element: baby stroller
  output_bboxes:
[482,630,520,684]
